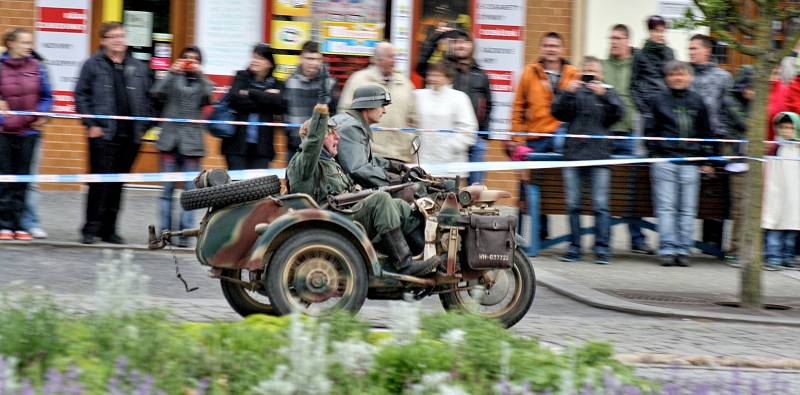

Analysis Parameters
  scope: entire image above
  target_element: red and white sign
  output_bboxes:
[474,0,526,135]
[35,0,91,113]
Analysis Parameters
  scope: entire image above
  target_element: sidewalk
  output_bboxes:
[9,189,800,325]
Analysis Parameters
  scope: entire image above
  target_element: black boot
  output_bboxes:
[406,224,426,256]
[382,228,439,276]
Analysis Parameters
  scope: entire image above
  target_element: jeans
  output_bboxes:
[82,135,140,238]
[467,138,488,185]
[159,152,201,232]
[519,124,569,239]
[0,134,38,231]
[765,230,797,264]
[651,162,701,257]
[563,166,610,256]
[21,140,43,230]
[225,143,270,170]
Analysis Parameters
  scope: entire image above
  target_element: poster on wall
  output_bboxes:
[35,0,91,113]
[474,0,526,135]
[273,54,300,81]
[196,0,264,85]
[123,10,153,48]
[271,20,311,50]
[273,0,311,17]
[390,0,413,75]
[321,22,381,56]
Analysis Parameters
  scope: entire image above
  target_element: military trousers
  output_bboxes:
[347,191,421,243]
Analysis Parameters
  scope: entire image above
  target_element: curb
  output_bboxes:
[535,267,800,327]
[616,354,800,370]
[0,240,194,253]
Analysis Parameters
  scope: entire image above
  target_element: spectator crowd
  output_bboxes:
[1,17,800,271]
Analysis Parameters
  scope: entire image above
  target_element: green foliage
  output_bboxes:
[0,295,649,394]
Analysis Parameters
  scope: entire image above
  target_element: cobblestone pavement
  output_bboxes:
[1,245,799,364]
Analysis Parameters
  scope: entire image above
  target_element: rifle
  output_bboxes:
[327,182,415,209]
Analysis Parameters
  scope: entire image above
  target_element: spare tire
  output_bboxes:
[180,175,281,210]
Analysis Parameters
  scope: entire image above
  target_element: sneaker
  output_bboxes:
[559,252,581,263]
[764,260,783,271]
[631,244,654,255]
[81,234,97,245]
[660,255,676,267]
[14,231,33,241]
[675,255,690,267]
[0,230,13,240]
[594,254,610,265]
[29,227,48,239]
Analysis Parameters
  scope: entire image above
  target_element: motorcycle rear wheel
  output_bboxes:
[439,248,535,328]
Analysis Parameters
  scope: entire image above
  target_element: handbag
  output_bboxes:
[461,215,517,270]
[208,91,236,138]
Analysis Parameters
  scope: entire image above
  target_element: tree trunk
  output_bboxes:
[738,15,774,308]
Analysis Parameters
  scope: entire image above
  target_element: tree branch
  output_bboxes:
[691,0,765,57]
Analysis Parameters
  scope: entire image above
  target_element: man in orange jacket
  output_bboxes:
[508,32,579,158]
[508,32,578,243]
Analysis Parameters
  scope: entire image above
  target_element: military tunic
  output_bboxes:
[286,106,419,242]
[333,110,392,189]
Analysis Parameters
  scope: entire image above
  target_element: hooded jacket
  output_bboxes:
[552,85,625,161]
[631,40,674,115]
[75,50,152,142]
[0,54,52,136]
[510,59,579,140]
[643,87,713,162]
[604,49,636,132]
[762,112,800,230]
[223,69,286,160]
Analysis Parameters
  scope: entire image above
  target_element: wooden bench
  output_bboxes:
[517,154,731,256]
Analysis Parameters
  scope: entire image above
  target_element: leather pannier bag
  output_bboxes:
[462,215,517,270]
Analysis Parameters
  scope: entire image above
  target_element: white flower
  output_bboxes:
[332,339,377,376]
[441,329,466,347]
[94,249,150,315]
[408,372,468,395]
[388,295,421,345]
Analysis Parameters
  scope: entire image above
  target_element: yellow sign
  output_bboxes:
[271,20,310,50]
[273,54,299,81]
[273,0,311,16]
[321,22,381,41]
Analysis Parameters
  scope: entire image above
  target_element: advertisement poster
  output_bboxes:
[123,10,153,48]
[474,0,526,135]
[273,54,300,81]
[271,20,311,51]
[35,0,91,113]
[196,0,264,78]
[273,0,311,16]
[321,22,381,56]
[390,0,413,75]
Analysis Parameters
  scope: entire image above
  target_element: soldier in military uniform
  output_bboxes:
[333,85,403,188]
[286,103,439,276]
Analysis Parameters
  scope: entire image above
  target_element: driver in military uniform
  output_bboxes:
[334,85,403,188]
[286,103,439,276]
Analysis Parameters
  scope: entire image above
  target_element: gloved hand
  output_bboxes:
[510,144,533,161]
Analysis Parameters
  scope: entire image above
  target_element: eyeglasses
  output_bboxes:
[104,33,126,39]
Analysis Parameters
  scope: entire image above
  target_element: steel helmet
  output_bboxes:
[350,84,392,110]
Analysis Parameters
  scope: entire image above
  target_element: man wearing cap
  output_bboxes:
[334,84,400,189]
[286,104,439,276]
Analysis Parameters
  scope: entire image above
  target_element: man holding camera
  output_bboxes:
[551,56,625,264]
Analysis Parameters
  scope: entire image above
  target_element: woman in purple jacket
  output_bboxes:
[0,28,52,241]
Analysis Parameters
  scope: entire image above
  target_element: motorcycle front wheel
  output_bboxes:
[439,248,535,328]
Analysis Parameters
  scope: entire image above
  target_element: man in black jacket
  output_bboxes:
[645,60,714,267]
[75,22,152,245]
[416,28,492,184]
[552,56,625,265]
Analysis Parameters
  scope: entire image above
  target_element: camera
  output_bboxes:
[581,74,595,83]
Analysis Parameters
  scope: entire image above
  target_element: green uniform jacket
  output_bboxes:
[334,110,391,189]
[604,51,636,132]
[286,107,354,204]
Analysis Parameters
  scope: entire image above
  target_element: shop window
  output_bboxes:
[712,41,729,66]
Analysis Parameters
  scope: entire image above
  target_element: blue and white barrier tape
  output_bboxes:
[1,110,748,144]
[0,156,745,183]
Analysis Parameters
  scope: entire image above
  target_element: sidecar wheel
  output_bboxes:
[439,248,535,328]
[265,229,368,316]
[180,175,281,211]
[220,268,276,316]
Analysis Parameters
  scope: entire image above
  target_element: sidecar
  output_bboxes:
[148,171,536,328]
